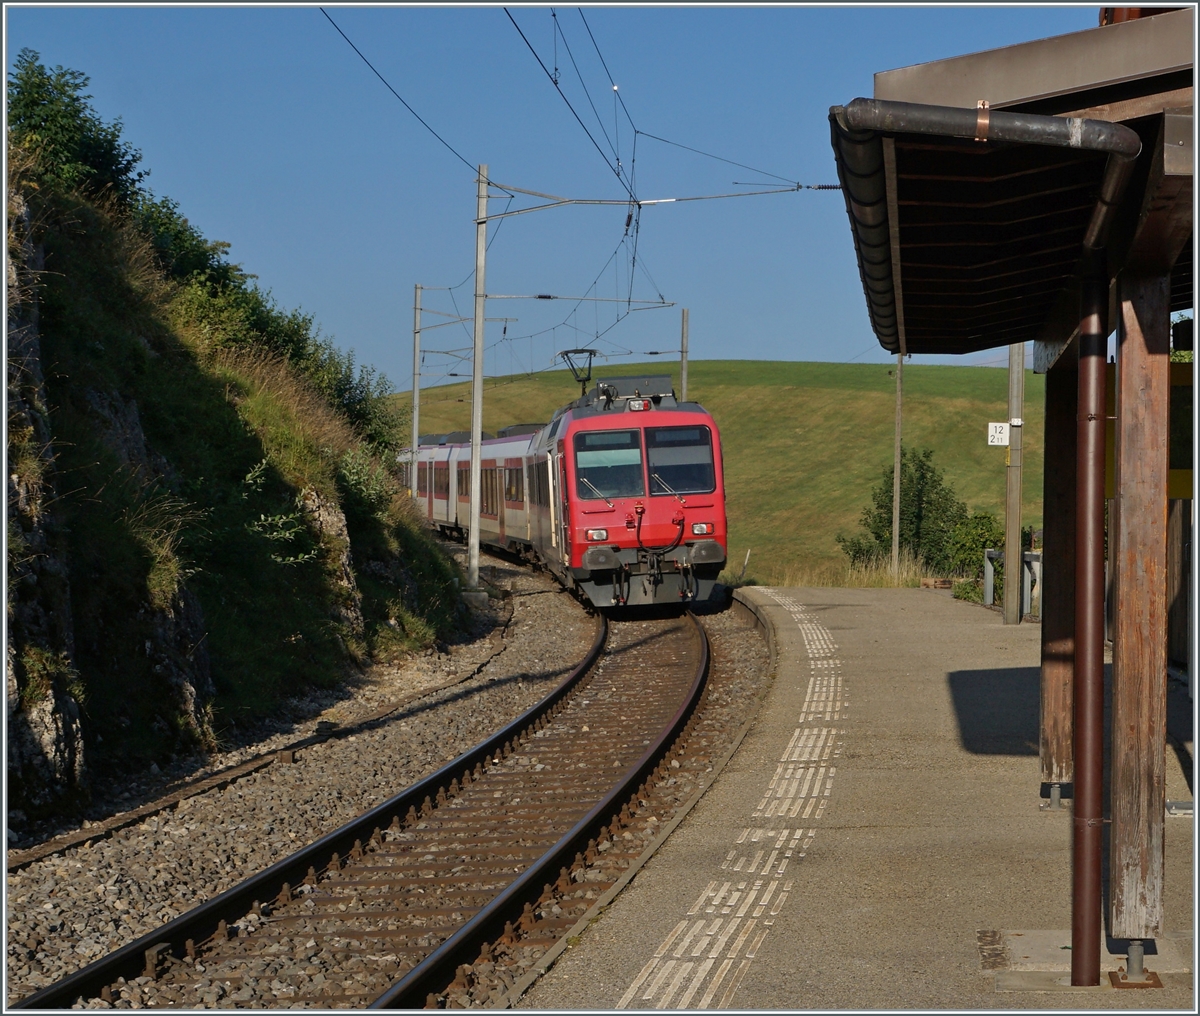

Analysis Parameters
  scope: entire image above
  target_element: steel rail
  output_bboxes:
[13,616,608,1010]
[371,611,710,1008]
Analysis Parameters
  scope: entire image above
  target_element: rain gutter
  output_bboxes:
[828,97,1141,354]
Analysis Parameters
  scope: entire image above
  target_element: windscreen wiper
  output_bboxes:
[579,476,615,507]
[651,473,687,504]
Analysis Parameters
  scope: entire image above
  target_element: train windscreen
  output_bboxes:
[646,426,715,495]
[574,429,644,498]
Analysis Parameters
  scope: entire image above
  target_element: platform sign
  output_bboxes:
[988,422,1010,446]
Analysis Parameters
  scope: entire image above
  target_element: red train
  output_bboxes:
[405,375,728,607]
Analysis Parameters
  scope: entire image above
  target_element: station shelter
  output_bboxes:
[828,7,1193,986]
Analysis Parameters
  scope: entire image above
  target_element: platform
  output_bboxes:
[519,586,1194,1010]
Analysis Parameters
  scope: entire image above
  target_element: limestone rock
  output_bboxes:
[299,487,364,636]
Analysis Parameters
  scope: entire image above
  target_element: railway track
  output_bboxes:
[15,611,711,1009]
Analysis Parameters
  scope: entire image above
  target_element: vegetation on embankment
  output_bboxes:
[7,50,461,816]
[394,359,1044,586]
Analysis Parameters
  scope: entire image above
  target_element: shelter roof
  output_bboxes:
[832,10,1193,357]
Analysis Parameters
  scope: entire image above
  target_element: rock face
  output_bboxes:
[299,486,365,636]
[6,193,87,815]
[140,585,216,747]
[78,386,215,745]
[6,184,215,813]
[82,388,174,482]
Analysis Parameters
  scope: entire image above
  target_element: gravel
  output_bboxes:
[6,558,772,1011]
[6,553,596,1006]
[466,600,774,1010]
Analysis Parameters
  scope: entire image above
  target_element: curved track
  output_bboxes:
[15,612,709,1009]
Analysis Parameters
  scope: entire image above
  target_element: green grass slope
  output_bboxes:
[397,360,1044,585]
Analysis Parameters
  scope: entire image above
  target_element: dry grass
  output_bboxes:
[764,548,935,589]
[120,486,207,610]
[211,346,357,495]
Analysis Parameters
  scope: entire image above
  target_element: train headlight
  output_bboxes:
[586,529,609,541]
[691,522,714,535]
[627,398,650,411]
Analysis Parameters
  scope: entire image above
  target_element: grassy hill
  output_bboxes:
[395,360,1044,585]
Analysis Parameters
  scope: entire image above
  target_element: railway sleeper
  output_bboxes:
[17,614,728,1010]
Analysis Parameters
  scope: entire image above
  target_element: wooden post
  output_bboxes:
[1109,273,1170,942]
[1040,337,1078,790]
[1167,499,1191,668]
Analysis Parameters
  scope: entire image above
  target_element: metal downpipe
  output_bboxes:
[1072,276,1108,986]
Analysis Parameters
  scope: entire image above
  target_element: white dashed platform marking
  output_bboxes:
[615,591,845,1008]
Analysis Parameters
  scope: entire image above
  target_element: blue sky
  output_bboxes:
[6,4,1100,391]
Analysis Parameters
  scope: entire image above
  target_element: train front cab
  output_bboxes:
[558,410,727,608]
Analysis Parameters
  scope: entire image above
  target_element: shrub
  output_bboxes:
[338,446,397,520]
[132,192,238,286]
[836,445,967,574]
[7,49,145,206]
[948,511,1005,579]
[952,579,983,603]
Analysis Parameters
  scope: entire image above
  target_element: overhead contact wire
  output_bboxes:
[504,7,634,200]
[319,8,483,179]
[554,11,622,170]
[577,9,638,132]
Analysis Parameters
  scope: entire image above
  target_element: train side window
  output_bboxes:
[483,469,498,516]
[418,463,428,496]
[505,467,524,503]
[574,429,644,499]
[646,426,715,495]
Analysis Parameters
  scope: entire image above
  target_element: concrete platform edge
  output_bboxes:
[499,590,781,1008]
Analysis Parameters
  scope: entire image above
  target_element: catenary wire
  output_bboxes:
[635,129,799,187]
[504,7,634,199]
[554,10,622,170]
[578,8,637,132]
[319,8,479,178]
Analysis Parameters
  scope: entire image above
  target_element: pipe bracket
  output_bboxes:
[975,100,990,142]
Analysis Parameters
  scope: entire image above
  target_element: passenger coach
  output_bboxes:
[404,375,727,607]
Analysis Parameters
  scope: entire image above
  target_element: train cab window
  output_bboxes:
[574,429,644,499]
[646,426,715,495]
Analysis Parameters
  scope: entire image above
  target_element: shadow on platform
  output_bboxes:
[947,666,1040,755]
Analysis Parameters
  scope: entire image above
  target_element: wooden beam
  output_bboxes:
[1109,273,1170,941]
[1121,114,1194,275]
[1053,85,1193,123]
[1033,281,1081,374]
[1040,336,1078,787]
